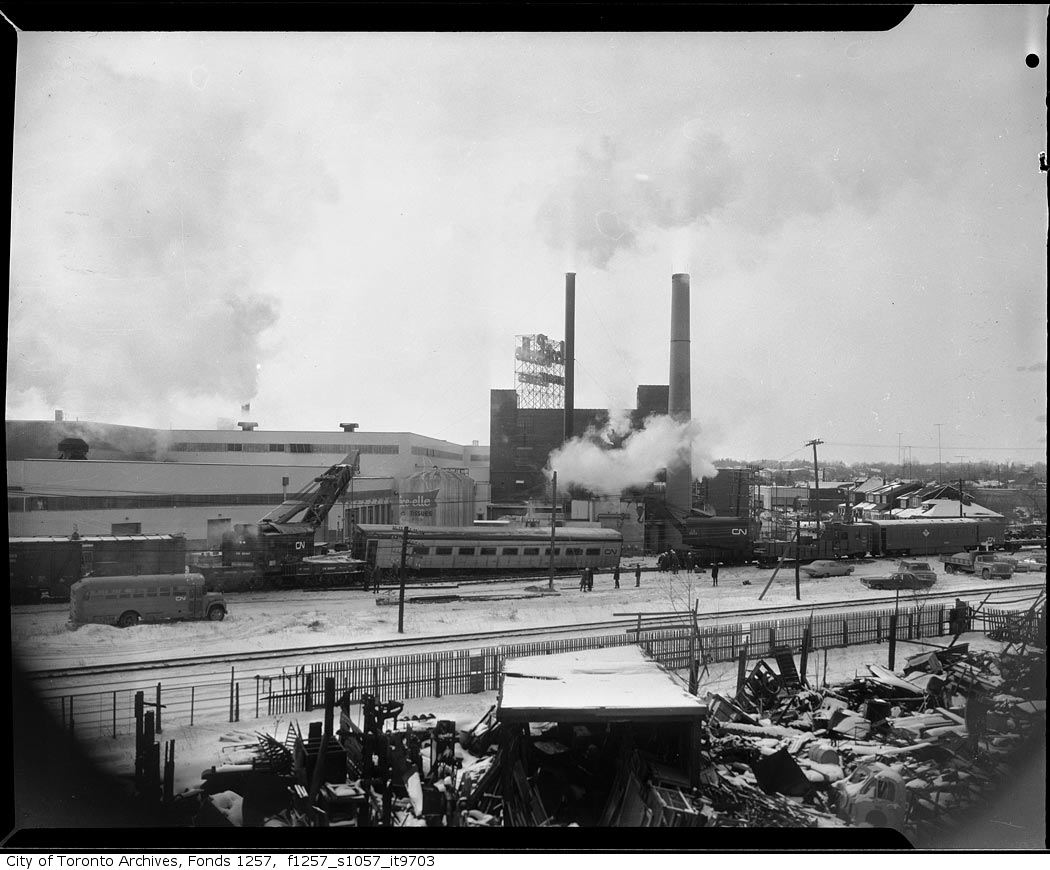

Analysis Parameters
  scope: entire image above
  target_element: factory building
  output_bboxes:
[487,384,669,507]
[6,419,490,546]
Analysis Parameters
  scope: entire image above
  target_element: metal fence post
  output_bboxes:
[156,682,162,734]
[229,667,235,722]
[113,692,117,740]
[255,676,260,719]
[190,686,195,726]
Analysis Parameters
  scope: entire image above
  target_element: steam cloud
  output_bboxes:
[8,58,337,424]
[546,411,717,494]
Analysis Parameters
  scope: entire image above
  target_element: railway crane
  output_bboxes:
[201,452,368,591]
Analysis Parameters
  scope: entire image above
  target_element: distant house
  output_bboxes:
[854,479,925,519]
[894,498,1003,519]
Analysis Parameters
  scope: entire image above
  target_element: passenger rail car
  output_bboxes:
[9,533,187,604]
[350,524,623,575]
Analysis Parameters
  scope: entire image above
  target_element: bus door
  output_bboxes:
[188,581,204,618]
[172,582,190,619]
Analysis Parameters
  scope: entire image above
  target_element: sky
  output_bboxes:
[7,7,1048,468]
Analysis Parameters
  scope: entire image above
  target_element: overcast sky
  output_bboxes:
[7,7,1048,467]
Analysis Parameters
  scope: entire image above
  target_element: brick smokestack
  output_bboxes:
[563,272,575,443]
[666,273,692,539]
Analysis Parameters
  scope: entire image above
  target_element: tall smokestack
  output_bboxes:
[666,273,692,541]
[563,272,576,443]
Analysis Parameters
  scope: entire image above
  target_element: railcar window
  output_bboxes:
[502,548,519,555]
[458,548,476,555]
[523,548,540,555]
[565,547,583,556]
[146,588,157,597]
[158,587,171,596]
[480,547,497,555]
[412,546,430,556]
[435,547,453,555]
[585,548,600,555]
[544,548,561,555]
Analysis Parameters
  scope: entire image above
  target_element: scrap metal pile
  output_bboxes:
[694,635,1046,840]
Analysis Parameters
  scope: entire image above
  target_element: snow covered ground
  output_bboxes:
[9,557,1043,672]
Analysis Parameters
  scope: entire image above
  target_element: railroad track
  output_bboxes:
[26,581,1045,682]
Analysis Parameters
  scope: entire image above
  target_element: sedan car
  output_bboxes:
[801,559,855,578]
[862,571,936,591]
[897,561,938,584]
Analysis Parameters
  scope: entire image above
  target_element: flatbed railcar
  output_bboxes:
[9,533,187,604]
[350,524,623,576]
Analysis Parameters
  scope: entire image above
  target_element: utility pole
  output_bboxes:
[397,525,408,634]
[548,472,558,591]
[805,439,824,540]
[935,423,943,482]
[959,477,964,518]
[795,514,801,601]
[897,433,903,473]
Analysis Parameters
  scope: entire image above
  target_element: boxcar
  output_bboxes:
[9,534,187,604]
[351,524,623,575]
[866,517,1006,557]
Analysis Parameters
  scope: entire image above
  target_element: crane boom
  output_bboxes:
[258,452,360,532]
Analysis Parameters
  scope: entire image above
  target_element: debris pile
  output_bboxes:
[175,625,1044,834]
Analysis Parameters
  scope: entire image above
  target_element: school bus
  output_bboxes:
[68,573,228,628]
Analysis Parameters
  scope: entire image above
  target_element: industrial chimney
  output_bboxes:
[563,272,575,443]
[665,273,692,544]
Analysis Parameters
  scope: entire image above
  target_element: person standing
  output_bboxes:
[613,565,620,588]
[712,562,720,587]
[579,570,587,592]
[635,563,642,587]
[587,567,594,592]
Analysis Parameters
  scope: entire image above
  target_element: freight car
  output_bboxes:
[9,533,187,604]
[753,516,1007,565]
[350,524,623,576]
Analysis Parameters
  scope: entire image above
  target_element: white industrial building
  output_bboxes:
[6,419,490,547]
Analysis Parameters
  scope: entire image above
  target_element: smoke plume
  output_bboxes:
[8,55,337,424]
[546,412,717,494]
[536,132,740,269]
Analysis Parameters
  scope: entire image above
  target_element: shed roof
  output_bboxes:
[497,645,707,723]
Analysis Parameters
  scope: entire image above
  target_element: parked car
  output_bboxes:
[801,559,855,578]
[835,760,908,831]
[862,571,936,591]
[897,560,938,584]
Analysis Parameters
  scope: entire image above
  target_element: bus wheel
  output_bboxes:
[207,605,226,622]
[117,611,140,628]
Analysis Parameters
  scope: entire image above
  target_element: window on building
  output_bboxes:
[289,443,313,454]
[227,443,243,452]
[269,444,285,452]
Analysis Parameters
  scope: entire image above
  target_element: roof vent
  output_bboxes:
[237,421,258,431]
[340,422,359,432]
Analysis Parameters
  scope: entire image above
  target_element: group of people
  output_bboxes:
[578,563,643,591]
[656,549,723,585]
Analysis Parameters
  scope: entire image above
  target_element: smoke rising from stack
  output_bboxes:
[7,58,337,425]
[546,411,716,495]
[536,133,740,269]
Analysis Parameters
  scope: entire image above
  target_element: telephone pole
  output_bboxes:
[934,423,943,482]
[805,439,824,539]
[398,525,409,633]
[548,472,558,591]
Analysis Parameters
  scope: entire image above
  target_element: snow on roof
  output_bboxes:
[497,645,707,723]
[894,499,1003,519]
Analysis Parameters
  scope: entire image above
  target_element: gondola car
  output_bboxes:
[350,524,623,575]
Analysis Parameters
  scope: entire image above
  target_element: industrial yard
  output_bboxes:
[5,5,1047,853]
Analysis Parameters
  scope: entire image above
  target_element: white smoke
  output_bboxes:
[546,412,718,494]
